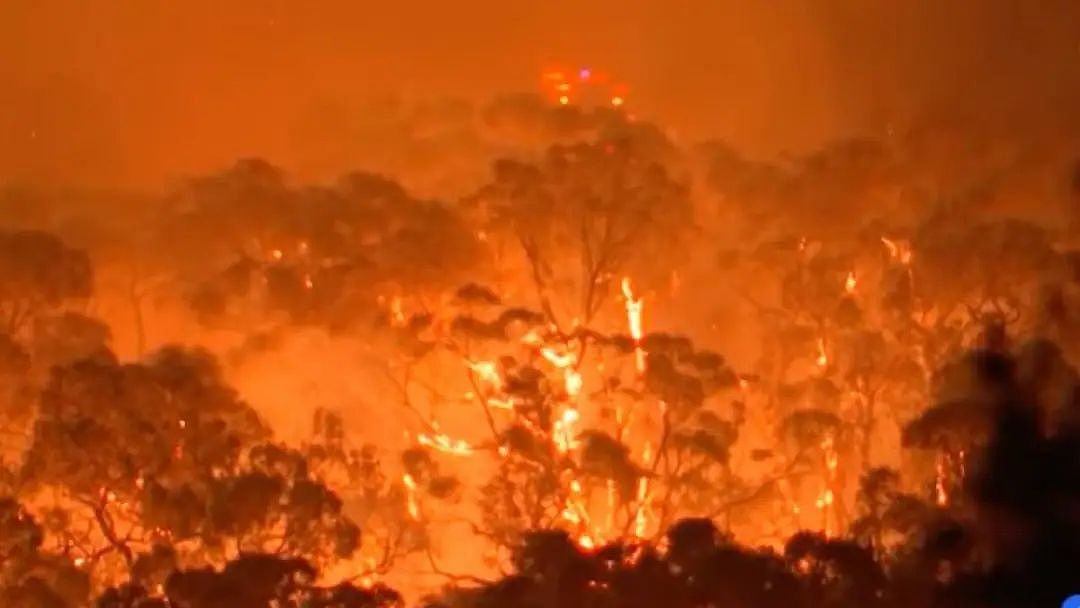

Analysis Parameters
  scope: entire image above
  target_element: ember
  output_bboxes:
[2,5,1079,606]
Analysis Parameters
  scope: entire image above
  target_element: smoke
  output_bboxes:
[3,1,1079,187]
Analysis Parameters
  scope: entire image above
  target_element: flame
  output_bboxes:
[621,278,644,340]
[418,432,472,456]
[402,474,420,520]
[564,369,583,397]
[541,347,583,397]
[389,295,407,327]
[815,337,829,368]
[520,329,542,346]
[605,479,617,532]
[486,397,517,410]
[633,441,653,538]
[816,435,839,537]
[621,277,646,374]
[553,407,581,453]
[303,274,314,290]
[466,359,502,390]
[561,475,593,545]
[935,455,949,507]
[881,236,913,265]
[845,271,857,294]
[541,347,577,369]
[270,248,283,261]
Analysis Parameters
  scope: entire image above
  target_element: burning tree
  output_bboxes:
[362,136,752,568]
[156,159,487,330]
[469,137,691,329]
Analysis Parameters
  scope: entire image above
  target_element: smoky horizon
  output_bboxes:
[1,3,1080,608]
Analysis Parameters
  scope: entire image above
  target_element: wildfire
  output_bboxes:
[621,277,646,374]
[402,474,420,520]
[633,441,654,539]
[816,435,840,537]
[380,294,408,327]
[553,407,581,453]
[486,397,517,410]
[520,329,543,346]
[466,359,502,390]
[845,271,857,294]
[541,346,583,397]
[561,476,594,548]
[417,431,472,456]
[935,456,948,507]
[541,66,627,109]
[881,237,913,265]
[540,347,577,369]
[815,337,829,368]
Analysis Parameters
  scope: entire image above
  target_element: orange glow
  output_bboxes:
[418,431,473,456]
[4,10,1070,605]
[486,397,517,410]
[466,359,502,390]
[389,295,407,327]
[935,454,949,507]
[817,435,840,537]
[541,347,577,369]
[633,441,653,538]
[403,473,420,520]
[815,337,829,368]
[541,346,583,397]
[881,236,913,265]
[622,277,646,374]
[553,407,581,453]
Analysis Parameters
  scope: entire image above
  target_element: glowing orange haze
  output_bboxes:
[5,1,1080,187]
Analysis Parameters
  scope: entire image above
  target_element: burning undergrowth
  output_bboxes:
[0,93,1078,607]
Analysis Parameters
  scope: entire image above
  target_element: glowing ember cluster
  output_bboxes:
[542,67,629,108]
[393,275,660,550]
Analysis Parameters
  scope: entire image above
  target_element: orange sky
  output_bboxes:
[2,0,1078,187]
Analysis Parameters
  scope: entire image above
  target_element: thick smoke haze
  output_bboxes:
[3,4,1080,606]
[3,0,1079,187]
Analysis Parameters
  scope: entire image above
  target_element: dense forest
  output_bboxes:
[0,88,1079,607]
